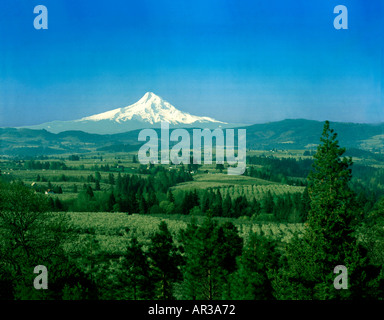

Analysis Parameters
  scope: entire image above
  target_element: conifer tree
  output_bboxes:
[120,236,154,300]
[180,218,242,299]
[272,121,381,299]
[222,194,233,217]
[107,192,116,212]
[250,197,261,216]
[299,186,310,222]
[167,189,175,203]
[147,221,183,300]
[231,232,278,299]
[108,173,115,185]
[212,190,223,217]
[262,191,274,214]
[86,185,94,199]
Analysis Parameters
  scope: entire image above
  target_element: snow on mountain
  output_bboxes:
[22,92,229,134]
[79,92,226,125]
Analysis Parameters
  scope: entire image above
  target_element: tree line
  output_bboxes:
[52,172,310,223]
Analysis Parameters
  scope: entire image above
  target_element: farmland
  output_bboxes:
[64,211,305,255]
[1,136,384,300]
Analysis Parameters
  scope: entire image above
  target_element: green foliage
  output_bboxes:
[2,133,384,300]
[118,236,155,300]
[359,197,384,271]
[147,221,183,300]
[0,180,96,299]
[231,232,279,299]
[179,217,242,300]
[272,121,383,299]
[245,155,312,186]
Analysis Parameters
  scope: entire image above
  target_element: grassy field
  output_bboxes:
[172,172,275,190]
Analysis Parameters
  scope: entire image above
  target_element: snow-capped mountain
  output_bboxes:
[23,92,229,134]
[80,92,225,125]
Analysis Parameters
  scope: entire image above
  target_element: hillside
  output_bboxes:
[245,119,384,151]
[1,119,383,156]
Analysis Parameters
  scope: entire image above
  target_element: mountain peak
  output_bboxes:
[134,92,171,112]
[143,91,158,99]
[139,92,161,104]
[23,92,229,134]
[79,92,226,126]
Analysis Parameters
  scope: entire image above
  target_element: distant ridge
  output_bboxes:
[2,119,383,156]
[245,119,384,151]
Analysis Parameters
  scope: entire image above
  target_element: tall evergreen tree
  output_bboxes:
[107,192,116,212]
[108,173,115,185]
[86,185,94,199]
[299,186,311,222]
[272,121,382,299]
[95,180,101,191]
[358,197,384,293]
[167,189,175,203]
[147,221,183,300]
[231,232,279,299]
[180,218,242,300]
[222,194,233,217]
[262,191,274,214]
[119,236,155,300]
[250,197,262,216]
[212,190,223,217]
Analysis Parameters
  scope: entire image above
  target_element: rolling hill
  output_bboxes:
[1,119,383,156]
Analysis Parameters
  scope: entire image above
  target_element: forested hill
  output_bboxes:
[1,119,383,156]
[245,119,384,151]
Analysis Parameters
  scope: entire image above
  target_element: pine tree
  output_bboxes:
[358,197,384,295]
[147,221,183,300]
[86,185,94,199]
[262,191,274,214]
[299,186,310,222]
[214,221,243,298]
[108,173,115,185]
[272,121,382,299]
[107,192,116,212]
[200,190,210,213]
[222,194,233,217]
[178,219,201,299]
[119,236,155,300]
[307,121,357,247]
[181,192,192,215]
[192,189,199,207]
[167,189,175,203]
[180,217,242,300]
[138,194,148,214]
[231,232,278,299]
[212,190,223,217]
[251,197,261,216]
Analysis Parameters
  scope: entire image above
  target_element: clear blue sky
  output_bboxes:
[0,0,383,126]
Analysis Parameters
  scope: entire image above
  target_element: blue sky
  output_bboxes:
[0,0,383,126]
